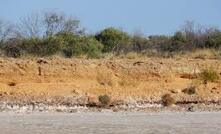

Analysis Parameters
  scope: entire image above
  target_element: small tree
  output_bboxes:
[95,28,131,53]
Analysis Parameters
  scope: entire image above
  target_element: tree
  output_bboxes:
[0,20,14,43]
[43,12,81,37]
[16,12,82,38]
[95,28,131,53]
[16,13,43,38]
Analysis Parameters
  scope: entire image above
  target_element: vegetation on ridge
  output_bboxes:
[0,12,221,58]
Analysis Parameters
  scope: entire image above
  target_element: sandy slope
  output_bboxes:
[0,57,220,105]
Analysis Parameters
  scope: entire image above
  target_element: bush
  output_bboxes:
[20,37,43,55]
[182,86,196,95]
[205,31,221,49]
[61,34,103,58]
[5,45,21,58]
[2,39,22,58]
[95,28,131,53]
[199,68,220,82]
[162,94,176,106]
[98,94,111,106]
[41,37,63,56]
[19,36,63,56]
[163,32,187,52]
[132,35,150,52]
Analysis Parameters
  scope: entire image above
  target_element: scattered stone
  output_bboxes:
[37,58,48,64]
[133,61,144,66]
[187,106,195,112]
[180,73,197,79]
[170,89,179,94]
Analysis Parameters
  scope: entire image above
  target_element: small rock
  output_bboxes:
[187,106,194,112]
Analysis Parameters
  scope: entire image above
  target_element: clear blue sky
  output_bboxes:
[0,0,220,35]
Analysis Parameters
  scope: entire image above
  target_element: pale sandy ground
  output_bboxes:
[0,112,221,134]
[0,57,220,111]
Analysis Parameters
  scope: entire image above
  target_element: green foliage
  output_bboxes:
[1,16,221,58]
[2,39,22,58]
[4,45,21,58]
[163,32,187,52]
[59,33,103,58]
[199,68,220,82]
[132,35,150,51]
[98,94,111,106]
[20,36,63,56]
[205,31,221,48]
[95,28,131,52]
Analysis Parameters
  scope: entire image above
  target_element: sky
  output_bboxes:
[0,0,220,35]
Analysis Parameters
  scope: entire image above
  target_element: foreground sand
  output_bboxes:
[0,57,220,112]
[0,112,221,134]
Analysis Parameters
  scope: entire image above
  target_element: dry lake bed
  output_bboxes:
[0,112,221,134]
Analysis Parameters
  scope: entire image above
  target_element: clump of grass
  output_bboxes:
[98,94,111,107]
[199,68,220,82]
[161,94,176,106]
[182,86,197,95]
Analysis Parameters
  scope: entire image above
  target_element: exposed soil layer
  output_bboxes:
[0,57,220,112]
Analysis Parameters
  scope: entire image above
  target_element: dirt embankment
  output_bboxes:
[0,57,220,111]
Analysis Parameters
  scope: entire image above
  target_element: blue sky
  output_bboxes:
[0,0,220,35]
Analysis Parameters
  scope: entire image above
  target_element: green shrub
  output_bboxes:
[19,37,63,56]
[63,48,73,58]
[199,68,220,82]
[132,35,150,52]
[61,35,103,58]
[98,94,111,106]
[95,28,131,52]
[41,37,63,56]
[4,45,21,58]
[163,32,187,52]
[205,31,221,48]
[2,39,22,58]
[20,37,43,55]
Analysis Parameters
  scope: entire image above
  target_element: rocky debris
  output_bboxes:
[37,58,48,64]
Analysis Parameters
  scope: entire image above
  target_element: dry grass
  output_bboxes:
[199,68,220,82]
[162,94,176,106]
[96,72,115,87]
[179,49,221,59]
